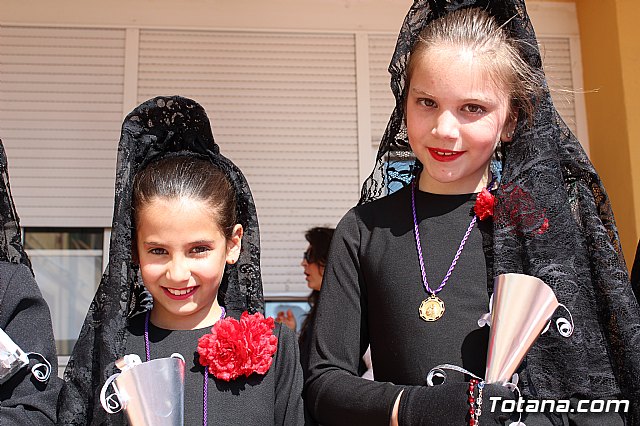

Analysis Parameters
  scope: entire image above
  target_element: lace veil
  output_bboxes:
[58,96,264,424]
[0,140,31,270]
[362,0,640,423]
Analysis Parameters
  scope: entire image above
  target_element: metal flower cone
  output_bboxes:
[485,273,559,384]
[101,354,185,426]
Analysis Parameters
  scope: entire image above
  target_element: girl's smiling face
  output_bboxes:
[136,196,242,330]
[405,45,516,194]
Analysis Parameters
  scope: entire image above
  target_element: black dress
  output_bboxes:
[0,261,62,425]
[118,313,304,426]
[306,187,499,425]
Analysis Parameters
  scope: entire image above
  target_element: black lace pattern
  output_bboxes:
[0,140,32,271]
[360,1,640,424]
[57,96,264,425]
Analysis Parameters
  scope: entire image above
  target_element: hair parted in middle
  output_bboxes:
[132,155,237,239]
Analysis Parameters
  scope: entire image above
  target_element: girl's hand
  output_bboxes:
[395,382,516,425]
[275,309,297,331]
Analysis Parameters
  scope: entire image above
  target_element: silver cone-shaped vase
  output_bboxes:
[101,353,185,426]
[485,274,559,384]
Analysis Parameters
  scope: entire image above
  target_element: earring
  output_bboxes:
[490,142,503,185]
[501,131,513,143]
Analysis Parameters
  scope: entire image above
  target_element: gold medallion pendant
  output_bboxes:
[419,295,445,322]
[410,180,479,324]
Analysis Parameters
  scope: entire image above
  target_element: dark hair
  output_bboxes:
[132,156,237,239]
[303,227,335,266]
[406,7,542,123]
[299,227,335,345]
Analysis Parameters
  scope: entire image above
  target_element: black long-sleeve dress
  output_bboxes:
[305,186,625,426]
[306,187,499,425]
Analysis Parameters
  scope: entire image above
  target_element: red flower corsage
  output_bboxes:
[197,311,278,381]
[474,188,495,220]
[495,183,551,236]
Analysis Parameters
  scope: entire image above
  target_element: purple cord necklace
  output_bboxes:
[144,306,226,426]
[411,180,477,322]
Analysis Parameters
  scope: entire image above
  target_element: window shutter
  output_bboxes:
[0,26,125,227]
[538,37,578,134]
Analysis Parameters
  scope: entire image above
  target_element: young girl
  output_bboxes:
[57,96,304,425]
[306,2,640,426]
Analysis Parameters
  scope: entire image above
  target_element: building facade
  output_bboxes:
[3,0,637,369]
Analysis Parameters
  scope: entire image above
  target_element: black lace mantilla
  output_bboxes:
[58,96,264,425]
[361,0,640,424]
[0,140,31,271]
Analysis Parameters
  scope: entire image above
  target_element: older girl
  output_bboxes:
[306,2,639,425]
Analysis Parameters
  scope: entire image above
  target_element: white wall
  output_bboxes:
[3,1,578,34]
[3,0,409,32]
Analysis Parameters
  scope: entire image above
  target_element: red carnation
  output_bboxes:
[474,188,495,220]
[197,311,278,381]
[242,312,278,375]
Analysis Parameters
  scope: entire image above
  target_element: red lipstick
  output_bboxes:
[428,147,464,162]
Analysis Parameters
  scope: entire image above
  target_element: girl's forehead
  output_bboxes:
[420,45,489,74]
[136,196,216,224]
[136,196,225,237]
[411,46,510,100]
[145,195,208,210]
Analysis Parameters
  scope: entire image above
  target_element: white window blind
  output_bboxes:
[0,24,583,294]
[0,26,125,227]
[138,30,360,294]
[538,37,577,134]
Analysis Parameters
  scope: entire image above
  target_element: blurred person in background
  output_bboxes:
[277,226,371,424]
[278,227,335,380]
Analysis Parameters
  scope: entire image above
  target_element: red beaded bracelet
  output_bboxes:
[468,379,477,426]
[468,379,484,426]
